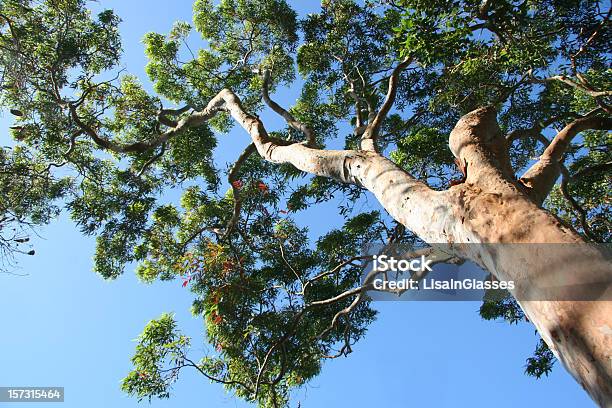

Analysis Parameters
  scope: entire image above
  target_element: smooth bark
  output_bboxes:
[77,87,611,406]
[222,98,612,406]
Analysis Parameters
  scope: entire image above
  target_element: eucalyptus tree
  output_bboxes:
[0,0,610,406]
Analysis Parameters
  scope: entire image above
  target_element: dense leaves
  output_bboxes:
[0,0,609,406]
[125,210,382,407]
[0,146,71,270]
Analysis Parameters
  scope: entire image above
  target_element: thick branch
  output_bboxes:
[520,114,612,204]
[70,87,442,244]
[68,96,225,154]
[507,123,604,239]
[448,106,514,184]
[228,105,442,242]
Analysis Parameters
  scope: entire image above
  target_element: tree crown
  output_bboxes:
[0,0,609,406]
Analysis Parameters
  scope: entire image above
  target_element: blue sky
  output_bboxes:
[0,1,595,407]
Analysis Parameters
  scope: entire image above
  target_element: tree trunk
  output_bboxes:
[354,141,612,407]
[219,91,611,406]
[355,106,612,407]
[443,183,612,408]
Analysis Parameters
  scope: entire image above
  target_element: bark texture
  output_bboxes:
[223,99,612,406]
[92,88,610,406]
[520,114,612,205]
[437,108,611,407]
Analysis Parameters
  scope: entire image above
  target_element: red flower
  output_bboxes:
[216,343,223,352]
[182,280,189,287]
[231,180,243,189]
[257,181,268,192]
[211,311,223,325]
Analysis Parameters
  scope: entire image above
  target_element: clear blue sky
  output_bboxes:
[0,1,595,407]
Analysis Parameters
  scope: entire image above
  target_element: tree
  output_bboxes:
[0,0,610,406]
[0,146,70,272]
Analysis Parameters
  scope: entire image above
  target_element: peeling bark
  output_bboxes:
[443,181,612,407]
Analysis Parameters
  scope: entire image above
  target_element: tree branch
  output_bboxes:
[69,87,437,243]
[223,143,256,239]
[505,113,580,144]
[345,77,366,134]
[135,143,166,177]
[67,94,225,154]
[520,113,612,204]
[533,75,612,98]
[448,106,515,184]
[508,123,605,240]
[261,70,316,146]
[182,356,254,393]
[157,105,192,128]
[571,161,612,180]
[361,57,412,152]
[558,165,599,242]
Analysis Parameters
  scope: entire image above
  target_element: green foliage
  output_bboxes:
[68,167,158,278]
[390,126,456,185]
[126,211,381,406]
[143,0,299,110]
[0,146,72,267]
[480,290,526,325]
[393,0,610,133]
[122,314,191,400]
[0,147,71,224]
[1,0,609,406]
[525,339,557,379]
[546,128,611,241]
[106,76,160,144]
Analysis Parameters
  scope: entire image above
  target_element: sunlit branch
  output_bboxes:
[261,70,316,146]
[361,57,412,152]
[530,74,612,98]
[223,143,256,239]
[520,110,612,204]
